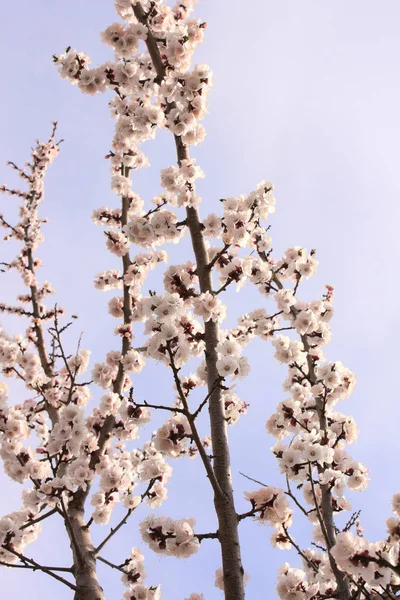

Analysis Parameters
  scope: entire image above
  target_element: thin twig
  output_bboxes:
[192,377,223,420]
[285,476,311,518]
[20,508,58,530]
[3,547,76,590]
[166,343,223,499]
[134,400,186,415]
[282,525,318,573]
[0,560,72,573]
[97,555,127,574]
[207,244,230,271]
[94,479,156,555]
[239,471,268,488]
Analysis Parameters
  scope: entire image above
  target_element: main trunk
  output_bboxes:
[67,500,105,600]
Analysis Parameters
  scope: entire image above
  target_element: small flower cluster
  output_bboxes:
[153,414,193,458]
[140,293,205,367]
[277,563,319,600]
[160,159,205,208]
[220,180,276,249]
[92,346,147,389]
[101,22,147,58]
[114,0,204,71]
[331,528,400,589]
[0,328,47,387]
[222,390,248,426]
[244,487,293,549]
[160,64,212,145]
[193,291,225,323]
[140,515,200,558]
[215,337,250,380]
[123,210,181,248]
[89,442,170,524]
[47,402,95,461]
[0,509,41,565]
[120,547,161,600]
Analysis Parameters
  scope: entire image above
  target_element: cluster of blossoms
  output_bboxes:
[160,64,211,146]
[140,515,200,558]
[243,487,293,550]
[92,348,147,390]
[123,208,182,248]
[119,542,204,600]
[132,292,205,367]
[153,414,194,458]
[119,547,161,600]
[160,159,205,208]
[114,0,205,70]
[91,441,171,524]
[221,390,248,426]
[94,251,166,300]
[330,527,400,589]
[214,337,250,380]
[101,22,148,58]
[0,333,48,388]
[0,508,41,565]
[220,180,276,249]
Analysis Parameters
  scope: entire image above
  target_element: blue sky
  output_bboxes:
[1,1,400,598]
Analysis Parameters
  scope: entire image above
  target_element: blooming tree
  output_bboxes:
[0,1,399,599]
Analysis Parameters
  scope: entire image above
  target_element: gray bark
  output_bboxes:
[67,499,105,600]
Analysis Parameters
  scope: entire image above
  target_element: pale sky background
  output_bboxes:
[1,1,400,598]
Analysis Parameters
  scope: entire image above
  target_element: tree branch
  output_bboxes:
[285,475,311,518]
[282,525,318,574]
[134,400,187,415]
[20,508,58,530]
[97,555,126,574]
[196,531,219,542]
[0,560,72,573]
[239,471,268,488]
[192,377,223,420]
[3,547,76,590]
